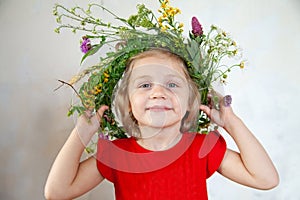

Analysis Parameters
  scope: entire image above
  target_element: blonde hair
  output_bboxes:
[113,48,201,137]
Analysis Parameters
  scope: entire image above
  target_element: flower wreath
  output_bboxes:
[53,0,245,153]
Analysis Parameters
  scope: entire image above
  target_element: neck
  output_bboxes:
[137,124,183,151]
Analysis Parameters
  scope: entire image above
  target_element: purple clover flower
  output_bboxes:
[99,132,109,140]
[191,16,203,37]
[80,36,91,54]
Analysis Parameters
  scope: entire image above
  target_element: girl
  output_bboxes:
[45,49,279,199]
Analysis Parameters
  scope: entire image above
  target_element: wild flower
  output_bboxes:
[53,0,246,152]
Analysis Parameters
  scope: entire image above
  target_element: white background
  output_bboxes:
[0,0,299,199]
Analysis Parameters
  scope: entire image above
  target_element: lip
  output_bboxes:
[146,105,173,112]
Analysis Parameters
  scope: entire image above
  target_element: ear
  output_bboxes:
[128,103,132,112]
[179,111,190,133]
[183,110,190,121]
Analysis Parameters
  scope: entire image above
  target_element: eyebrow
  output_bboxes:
[133,74,186,84]
[165,74,186,81]
[132,75,151,83]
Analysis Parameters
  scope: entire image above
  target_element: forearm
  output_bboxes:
[45,128,89,198]
[224,115,279,186]
[45,107,107,199]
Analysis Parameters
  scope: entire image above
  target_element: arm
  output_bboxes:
[44,106,108,200]
[200,98,279,190]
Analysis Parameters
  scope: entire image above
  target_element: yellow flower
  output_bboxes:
[178,22,184,29]
[161,25,167,32]
[160,0,170,5]
[94,88,102,95]
[104,78,109,83]
[90,83,103,95]
[233,49,238,55]
[103,72,110,78]
[158,16,163,23]
[232,41,237,46]
[170,9,176,16]
[161,2,167,9]
[239,61,245,69]
[164,7,181,17]
[175,8,181,14]
[165,6,172,14]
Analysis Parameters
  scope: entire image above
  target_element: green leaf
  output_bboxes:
[115,17,129,24]
[85,35,104,39]
[85,146,95,154]
[67,107,75,116]
[80,44,103,64]
[67,105,85,116]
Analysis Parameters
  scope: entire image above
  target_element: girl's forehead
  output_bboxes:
[131,56,186,77]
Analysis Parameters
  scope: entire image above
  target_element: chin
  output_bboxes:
[142,119,181,129]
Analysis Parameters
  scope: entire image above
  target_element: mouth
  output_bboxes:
[146,105,173,112]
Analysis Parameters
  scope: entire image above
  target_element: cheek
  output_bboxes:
[129,92,145,112]
[179,100,189,115]
[173,90,189,109]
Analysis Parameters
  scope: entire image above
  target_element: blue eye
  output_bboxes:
[139,83,151,88]
[168,82,178,88]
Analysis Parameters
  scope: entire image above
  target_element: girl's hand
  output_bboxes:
[199,93,236,129]
[74,105,109,144]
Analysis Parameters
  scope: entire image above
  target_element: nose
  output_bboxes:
[149,84,167,99]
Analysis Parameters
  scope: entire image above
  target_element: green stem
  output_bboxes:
[89,3,130,26]
[212,64,239,82]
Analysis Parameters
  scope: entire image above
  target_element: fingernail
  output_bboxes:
[223,95,232,107]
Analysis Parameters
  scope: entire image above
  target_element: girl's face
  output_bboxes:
[128,55,190,132]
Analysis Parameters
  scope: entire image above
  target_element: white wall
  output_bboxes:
[0,0,299,199]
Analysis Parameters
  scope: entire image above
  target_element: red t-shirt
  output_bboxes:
[96,131,226,200]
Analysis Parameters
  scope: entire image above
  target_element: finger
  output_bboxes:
[206,95,213,109]
[208,90,222,109]
[200,105,211,117]
[96,105,109,119]
[84,109,94,119]
[223,95,232,107]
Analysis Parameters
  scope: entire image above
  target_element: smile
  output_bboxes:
[146,106,173,112]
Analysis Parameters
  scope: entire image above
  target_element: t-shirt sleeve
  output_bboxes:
[96,139,115,182]
[96,137,136,183]
[199,130,227,178]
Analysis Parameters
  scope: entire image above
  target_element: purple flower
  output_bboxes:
[99,132,109,140]
[80,36,91,53]
[191,16,203,37]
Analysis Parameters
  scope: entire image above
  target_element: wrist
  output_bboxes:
[223,114,242,134]
[72,126,95,147]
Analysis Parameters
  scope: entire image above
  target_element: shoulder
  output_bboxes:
[185,131,225,145]
[184,131,226,157]
[186,131,226,178]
